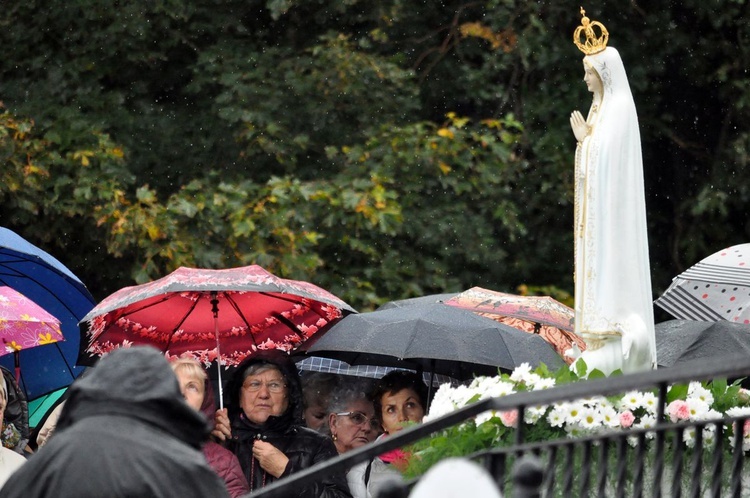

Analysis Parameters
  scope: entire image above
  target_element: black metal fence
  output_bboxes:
[252,356,750,497]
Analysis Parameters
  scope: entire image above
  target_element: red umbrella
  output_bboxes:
[443,287,586,364]
[79,266,356,406]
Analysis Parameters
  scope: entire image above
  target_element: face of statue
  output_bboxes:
[583,63,603,95]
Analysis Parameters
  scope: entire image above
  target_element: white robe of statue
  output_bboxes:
[569,46,656,376]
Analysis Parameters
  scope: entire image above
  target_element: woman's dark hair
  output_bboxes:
[301,372,340,411]
[226,350,303,423]
[370,370,428,420]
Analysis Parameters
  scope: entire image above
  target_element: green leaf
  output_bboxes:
[667,384,689,403]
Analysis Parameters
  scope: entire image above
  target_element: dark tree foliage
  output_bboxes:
[1,1,748,311]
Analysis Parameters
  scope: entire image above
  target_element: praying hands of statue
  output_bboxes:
[570,110,590,144]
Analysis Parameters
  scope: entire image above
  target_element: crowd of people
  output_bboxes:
[0,347,432,497]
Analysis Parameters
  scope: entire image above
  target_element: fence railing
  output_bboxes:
[252,355,750,497]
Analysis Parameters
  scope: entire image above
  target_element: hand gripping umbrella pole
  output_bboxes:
[210,292,224,410]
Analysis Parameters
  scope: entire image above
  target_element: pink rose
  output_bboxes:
[667,400,690,422]
[619,410,635,428]
[500,410,519,428]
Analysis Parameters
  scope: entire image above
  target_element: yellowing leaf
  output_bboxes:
[438,162,452,175]
[146,224,161,241]
[437,128,454,139]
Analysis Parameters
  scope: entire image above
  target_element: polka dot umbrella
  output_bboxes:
[655,243,750,323]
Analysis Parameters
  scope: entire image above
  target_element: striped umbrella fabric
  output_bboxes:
[655,244,750,323]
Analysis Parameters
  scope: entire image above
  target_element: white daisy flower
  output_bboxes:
[578,406,603,430]
[702,426,716,446]
[547,405,567,428]
[620,391,645,411]
[640,392,658,415]
[524,405,548,424]
[635,415,657,439]
[599,405,620,428]
[562,401,585,424]
[687,382,714,406]
[531,377,556,390]
[509,362,533,383]
[726,406,750,417]
[683,427,697,448]
[475,410,497,426]
[686,399,710,421]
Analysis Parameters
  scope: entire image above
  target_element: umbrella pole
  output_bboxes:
[211,292,224,410]
[426,359,435,411]
[14,351,21,385]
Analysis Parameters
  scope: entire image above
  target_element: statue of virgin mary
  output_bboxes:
[568,9,656,375]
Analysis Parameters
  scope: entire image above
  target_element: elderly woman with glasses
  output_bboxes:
[326,381,380,453]
[323,381,380,498]
[213,350,351,497]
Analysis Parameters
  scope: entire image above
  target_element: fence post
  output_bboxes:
[512,454,544,498]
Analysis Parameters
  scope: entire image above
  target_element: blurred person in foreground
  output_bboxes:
[170,357,249,497]
[0,346,228,497]
[213,350,351,496]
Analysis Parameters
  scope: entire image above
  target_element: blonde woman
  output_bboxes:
[170,357,249,498]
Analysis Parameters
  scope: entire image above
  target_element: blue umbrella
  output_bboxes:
[0,227,96,400]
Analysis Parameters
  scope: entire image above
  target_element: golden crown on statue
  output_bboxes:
[573,7,609,55]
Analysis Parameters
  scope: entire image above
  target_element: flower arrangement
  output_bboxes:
[1,421,21,450]
[403,363,750,479]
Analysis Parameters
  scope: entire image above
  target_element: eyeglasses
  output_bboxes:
[336,411,381,431]
[242,380,286,393]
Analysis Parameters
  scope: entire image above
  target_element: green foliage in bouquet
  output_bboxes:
[403,363,750,480]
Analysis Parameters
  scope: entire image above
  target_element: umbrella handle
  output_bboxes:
[211,292,224,410]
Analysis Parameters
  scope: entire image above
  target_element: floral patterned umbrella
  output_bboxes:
[443,287,586,364]
[0,286,64,384]
[0,286,63,355]
[79,266,356,406]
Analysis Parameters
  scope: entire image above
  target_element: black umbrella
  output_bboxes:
[376,293,459,311]
[655,319,750,368]
[298,303,565,381]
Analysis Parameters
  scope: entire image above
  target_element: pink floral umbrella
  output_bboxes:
[79,266,356,407]
[0,286,64,382]
[444,287,585,364]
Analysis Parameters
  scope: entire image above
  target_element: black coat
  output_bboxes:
[0,347,229,498]
[226,351,351,497]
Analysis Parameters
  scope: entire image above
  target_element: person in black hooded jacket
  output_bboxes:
[213,350,351,497]
[0,346,229,498]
